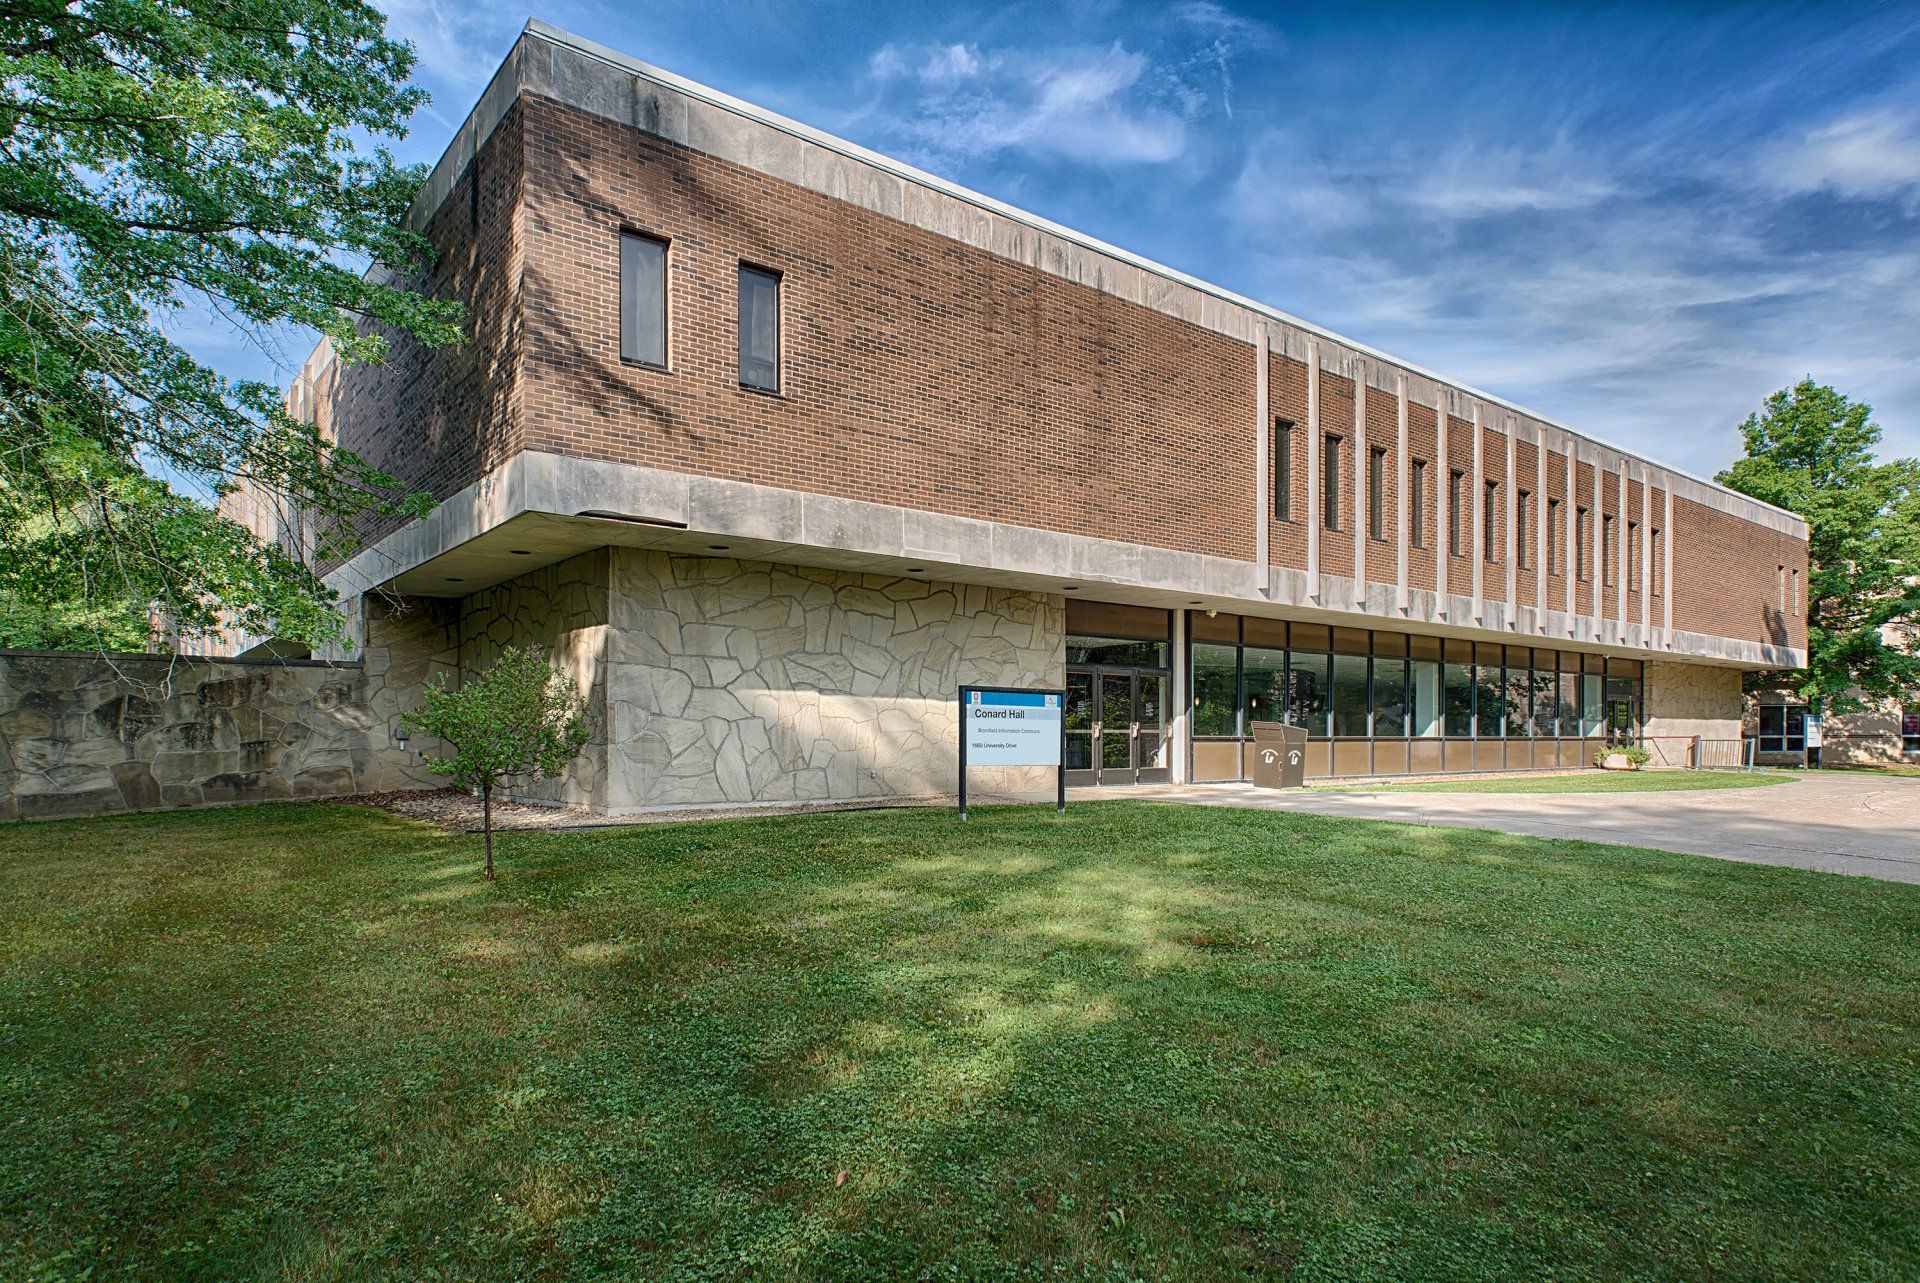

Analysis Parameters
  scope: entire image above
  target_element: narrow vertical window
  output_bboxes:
[1652,527,1663,596]
[619,233,668,368]
[738,263,781,392]
[1410,461,1428,548]
[1791,566,1800,616]
[1448,470,1465,555]
[1273,421,1294,521]
[1628,521,1640,590]
[1778,564,1786,612]
[1483,480,1499,562]
[1577,507,1592,580]
[1323,435,1342,531]
[1517,490,1533,569]
[1603,516,1617,584]
[1547,497,1561,574]
[1368,447,1387,540]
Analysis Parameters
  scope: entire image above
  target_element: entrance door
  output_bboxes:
[1065,667,1170,785]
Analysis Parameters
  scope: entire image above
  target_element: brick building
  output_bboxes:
[227,21,1809,810]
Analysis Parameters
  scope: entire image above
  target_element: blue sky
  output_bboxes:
[202,0,1920,477]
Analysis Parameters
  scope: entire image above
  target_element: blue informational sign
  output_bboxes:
[956,685,1067,819]
[962,688,1063,766]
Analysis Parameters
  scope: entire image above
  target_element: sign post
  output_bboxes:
[957,685,1066,820]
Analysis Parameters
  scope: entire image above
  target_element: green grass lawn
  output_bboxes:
[2,802,1916,1281]
[1818,763,1920,780]
[1320,770,1795,795]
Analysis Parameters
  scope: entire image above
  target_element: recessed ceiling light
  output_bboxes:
[1189,600,1203,606]
[906,567,925,573]
[708,544,730,551]
[446,577,464,583]
[1062,585,1079,591]
[510,549,532,555]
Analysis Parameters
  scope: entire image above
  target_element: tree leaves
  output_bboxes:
[1718,379,1920,710]
[0,0,464,650]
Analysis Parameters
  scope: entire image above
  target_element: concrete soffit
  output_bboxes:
[394,19,1804,542]
[327,451,1805,673]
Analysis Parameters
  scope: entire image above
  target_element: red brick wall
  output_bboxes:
[517,95,1255,562]
[307,92,1807,655]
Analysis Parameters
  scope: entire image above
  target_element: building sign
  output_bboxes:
[962,688,1063,766]
[956,685,1066,819]
[1804,715,1822,750]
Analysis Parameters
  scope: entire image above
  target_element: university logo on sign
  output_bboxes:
[956,685,1068,818]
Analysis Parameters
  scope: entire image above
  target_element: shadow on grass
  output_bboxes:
[1,801,1917,1279]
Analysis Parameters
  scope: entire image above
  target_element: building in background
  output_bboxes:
[222,21,1809,810]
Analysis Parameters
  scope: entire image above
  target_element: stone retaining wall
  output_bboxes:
[0,649,446,821]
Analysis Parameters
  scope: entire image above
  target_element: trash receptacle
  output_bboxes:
[1248,721,1307,788]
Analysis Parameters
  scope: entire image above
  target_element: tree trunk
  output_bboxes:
[482,783,495,880]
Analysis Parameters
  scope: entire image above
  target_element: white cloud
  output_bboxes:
[858,41,1194,166]
[1764,106,1920,201]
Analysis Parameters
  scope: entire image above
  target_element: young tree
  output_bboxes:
[0,0,465,651]
[403,647,592,880]
[1718,380,1920,711]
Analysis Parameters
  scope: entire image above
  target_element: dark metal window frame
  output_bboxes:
[1410,460,1428,548]
[1273,420,1294,521]
[1368,446,1387,542]
[618,230,670,371]
[737,261,782,394]
[1323,434,1343,532]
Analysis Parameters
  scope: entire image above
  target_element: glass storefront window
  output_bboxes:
[1444,662,1474,736]
[1579,673,1604,737]
[1505,666,1533,738]
[1288,653,1331,738]
[1331,654,1370,737]
[1243,646,1286,726]
[1532,667,1556,735]
[1410,660,1442,737]
[1191,643,1239,737]
[1476,665,1508,737]
[1067,635,1169,667]
[1373,658,1409,737]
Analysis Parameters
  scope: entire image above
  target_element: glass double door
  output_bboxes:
[1065,667,1170,785]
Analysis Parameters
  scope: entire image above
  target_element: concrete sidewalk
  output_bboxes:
[1069,773,1920,883]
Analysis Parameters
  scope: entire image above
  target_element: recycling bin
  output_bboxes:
[1248,721,1308,788]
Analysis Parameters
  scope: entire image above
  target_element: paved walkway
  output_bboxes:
[1068,773,1920,884]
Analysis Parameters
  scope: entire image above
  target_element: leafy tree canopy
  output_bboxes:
[403,647,593,879]
[1718,379,1920,711]
[0,0,464,651]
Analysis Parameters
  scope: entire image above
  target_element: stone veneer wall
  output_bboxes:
[604,550,1065,809]
[1642,660,1743,767]
[454,549,612,809]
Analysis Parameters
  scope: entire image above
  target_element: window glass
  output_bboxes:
[1517,491,1532,568]
[1531,668,1557,735]
[1410,461,1428,548]
[1484,480,1499,560]
[1504,667,1532,738]
[1579,673,1604,736]
[738,264,780,391]
[1288,652,1332,738]
[1444,661,1474,736]
[1331,654,1370,736]
[1368,447,1386,540]
[1555,669,1578,736]
[1410,659,1442,737]
[1244,646,1286,726]
[1476,664,1508,737]
[1757,703,1806,753]
[1273,422,1293,520]
[1448,470,1465,554]
[1066,637,1168,667]
[1373,657,1409,737]
[1323,438,1342,530]
[619,233,667,367]
[1901,709,1919,754]
[1190,643,1238,737]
